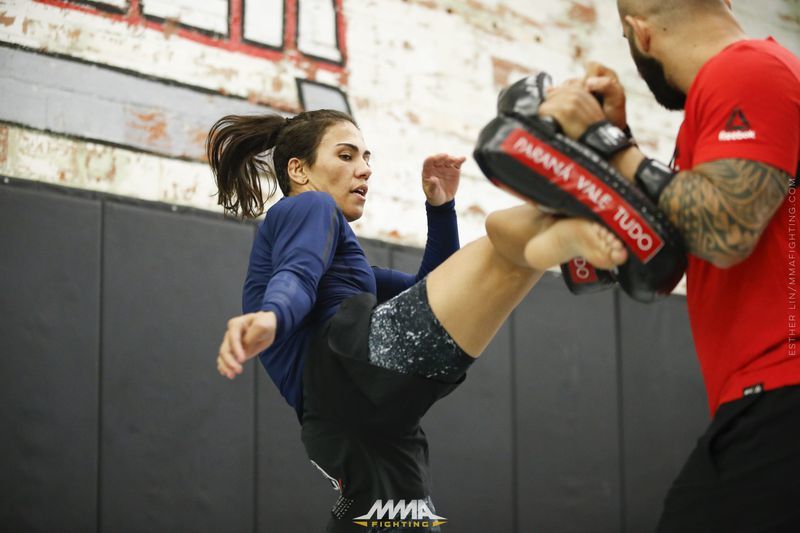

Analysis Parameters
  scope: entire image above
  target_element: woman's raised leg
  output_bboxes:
[426,203,625,356]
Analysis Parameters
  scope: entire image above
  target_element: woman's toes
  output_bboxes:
[587,224,628,267]
[610,246,628,265]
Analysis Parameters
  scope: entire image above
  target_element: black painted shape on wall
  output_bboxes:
[100,203,255,533]
[0,185,101,532]
[297,79,353,116]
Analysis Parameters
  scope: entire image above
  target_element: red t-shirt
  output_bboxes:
[674,38,800,415]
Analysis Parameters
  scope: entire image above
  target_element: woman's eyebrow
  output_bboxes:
[335,143,371,158]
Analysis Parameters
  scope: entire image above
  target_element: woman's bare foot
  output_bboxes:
[523,218,628,270]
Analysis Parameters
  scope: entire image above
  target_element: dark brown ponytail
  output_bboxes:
[206,110,356,219]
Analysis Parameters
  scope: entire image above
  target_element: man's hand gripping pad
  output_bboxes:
[498,73,617,295]
[475,75,687,302]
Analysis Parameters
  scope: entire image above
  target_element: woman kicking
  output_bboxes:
[209,109,626,532]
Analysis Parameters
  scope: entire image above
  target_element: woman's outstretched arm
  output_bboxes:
[374,154,464,302]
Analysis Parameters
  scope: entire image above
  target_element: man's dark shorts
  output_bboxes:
[657,384,800,533]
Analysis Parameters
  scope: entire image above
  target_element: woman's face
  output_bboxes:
[303,121,372,222]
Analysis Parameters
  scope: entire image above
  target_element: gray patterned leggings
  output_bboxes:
[367,278,474,383]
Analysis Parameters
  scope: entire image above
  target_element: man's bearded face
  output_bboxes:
[626,30,687,111]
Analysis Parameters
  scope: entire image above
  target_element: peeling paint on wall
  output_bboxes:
[492,56,538,91]
[0,125,8,165]
[127,109,170,146]
[0,123,220,208]
[567,1,597,26]
[0,10,15,26]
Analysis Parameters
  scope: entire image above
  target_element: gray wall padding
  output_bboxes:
[0,180,706,532]
[0,185,101,532]
[100,203,256,533]
[619,296,709,533]
[513,278,621,533]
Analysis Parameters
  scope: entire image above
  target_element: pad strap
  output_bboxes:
[635,158,676,204]
[560,258,617,295]
[579,120,634,159]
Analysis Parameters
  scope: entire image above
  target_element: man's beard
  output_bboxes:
[628,38,687,111]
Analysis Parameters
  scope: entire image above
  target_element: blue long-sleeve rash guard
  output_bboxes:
[241,191,460,420]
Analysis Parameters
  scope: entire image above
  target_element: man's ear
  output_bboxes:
[287,157,309,186]
[625,15,652,53]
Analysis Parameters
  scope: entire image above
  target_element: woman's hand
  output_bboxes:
[216,311,277,379]
[422,153,466,206]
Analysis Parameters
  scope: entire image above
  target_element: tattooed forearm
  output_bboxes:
[658,159,791,267]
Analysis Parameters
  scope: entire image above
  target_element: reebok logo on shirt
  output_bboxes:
[719,108,757,141]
